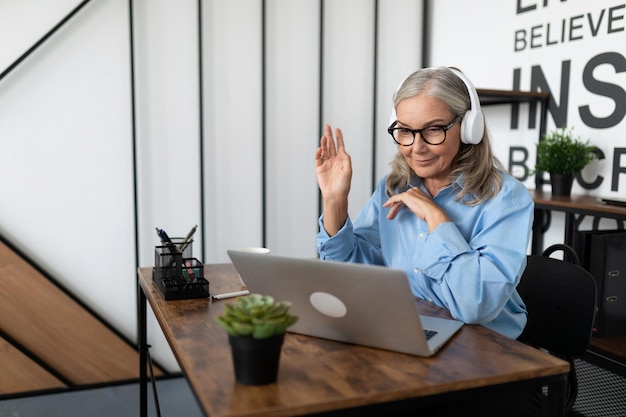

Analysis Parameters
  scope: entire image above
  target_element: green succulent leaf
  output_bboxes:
[215,293,298,339]
[252,323,276,339]
[231,321,255,336]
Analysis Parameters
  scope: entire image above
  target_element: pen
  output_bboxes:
[179,224,198,253]
[156,227,181,276]
[212,290,250,300]
[156,227,174,245]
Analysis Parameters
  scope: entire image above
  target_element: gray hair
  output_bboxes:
[386,66,504,205]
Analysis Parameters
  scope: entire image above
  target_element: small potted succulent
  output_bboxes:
[216,293,298,385]
[535,126,598,196]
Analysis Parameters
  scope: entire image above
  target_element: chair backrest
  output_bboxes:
[518,244,597,357]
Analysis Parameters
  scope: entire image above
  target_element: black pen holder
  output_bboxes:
[154,245,183,281]
[169,237,193,258]
[153,245,209,300]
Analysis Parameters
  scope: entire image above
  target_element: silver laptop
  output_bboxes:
[226,250,463,357]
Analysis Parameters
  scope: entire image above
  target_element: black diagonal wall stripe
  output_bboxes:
[0,0,93,83]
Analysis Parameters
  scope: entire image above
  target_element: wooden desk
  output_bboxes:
[529,190,626,255]
[138,264,569,417]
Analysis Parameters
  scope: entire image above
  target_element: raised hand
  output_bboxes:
[315,124,352,201]
[315,124,352,236]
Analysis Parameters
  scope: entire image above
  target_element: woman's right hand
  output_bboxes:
[314,124,352,200]
[315,124,352,236]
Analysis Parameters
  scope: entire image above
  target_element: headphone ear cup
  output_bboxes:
[449,68,484,145]
[460,108,485,145]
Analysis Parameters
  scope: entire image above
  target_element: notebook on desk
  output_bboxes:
[226,250,463,357]
[599,197,626,208]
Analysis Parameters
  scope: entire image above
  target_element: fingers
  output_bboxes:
[314,146,324,165]
[386,202,403,220]
[382,193,402,208]
[334,127,345,154]
[318,124,349,162]
[322,124,337,158]
[317,128,328,160]
[382,195,403,220]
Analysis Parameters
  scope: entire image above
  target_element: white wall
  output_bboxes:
[428,0,626,250]
[0,0,423,372]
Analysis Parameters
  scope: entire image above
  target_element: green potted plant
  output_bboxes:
[535,126,598,196]
[216,293,298,385]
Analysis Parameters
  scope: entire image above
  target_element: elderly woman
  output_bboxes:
[314,66,538,416]
[314,66,534,340]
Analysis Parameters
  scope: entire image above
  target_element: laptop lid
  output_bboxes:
[226,250,463,357]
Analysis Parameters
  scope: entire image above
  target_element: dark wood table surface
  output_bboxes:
[530,189,626,251]
[138,263,569,417]
[530,190,626,218]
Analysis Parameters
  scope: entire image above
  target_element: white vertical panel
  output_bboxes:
[323,0,376,220]
[203,0,263,262]
[133,0,202,372]
[376,0,423,180]
[265,0,320,257]
[134,0,202,268]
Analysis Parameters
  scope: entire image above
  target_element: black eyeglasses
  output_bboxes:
[387,115,462,146]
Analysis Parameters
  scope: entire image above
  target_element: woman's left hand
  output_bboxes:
[383,188,450,232]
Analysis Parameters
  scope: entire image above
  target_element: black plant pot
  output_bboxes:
[549,173,574,197]
[228,333,285,385]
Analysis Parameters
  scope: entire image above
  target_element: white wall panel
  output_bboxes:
[265,0,320,257]
[323,0,376,221]
[134,0,202,267]
[133,0,202,372]
[376,0,423,181]
[203,0,263,262]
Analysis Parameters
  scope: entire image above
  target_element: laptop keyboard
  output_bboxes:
[424,329,438,340]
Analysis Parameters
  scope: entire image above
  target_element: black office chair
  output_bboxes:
[517,244,597,415]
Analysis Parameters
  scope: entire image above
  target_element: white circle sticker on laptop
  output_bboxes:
[309,292,347,318]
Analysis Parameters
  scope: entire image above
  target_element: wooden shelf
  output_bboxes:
[477,88,549,105]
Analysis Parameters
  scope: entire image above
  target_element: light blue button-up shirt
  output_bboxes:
[317,172,534,339]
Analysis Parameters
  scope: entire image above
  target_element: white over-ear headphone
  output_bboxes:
[449,68,484,145]
[390,67,484,145]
